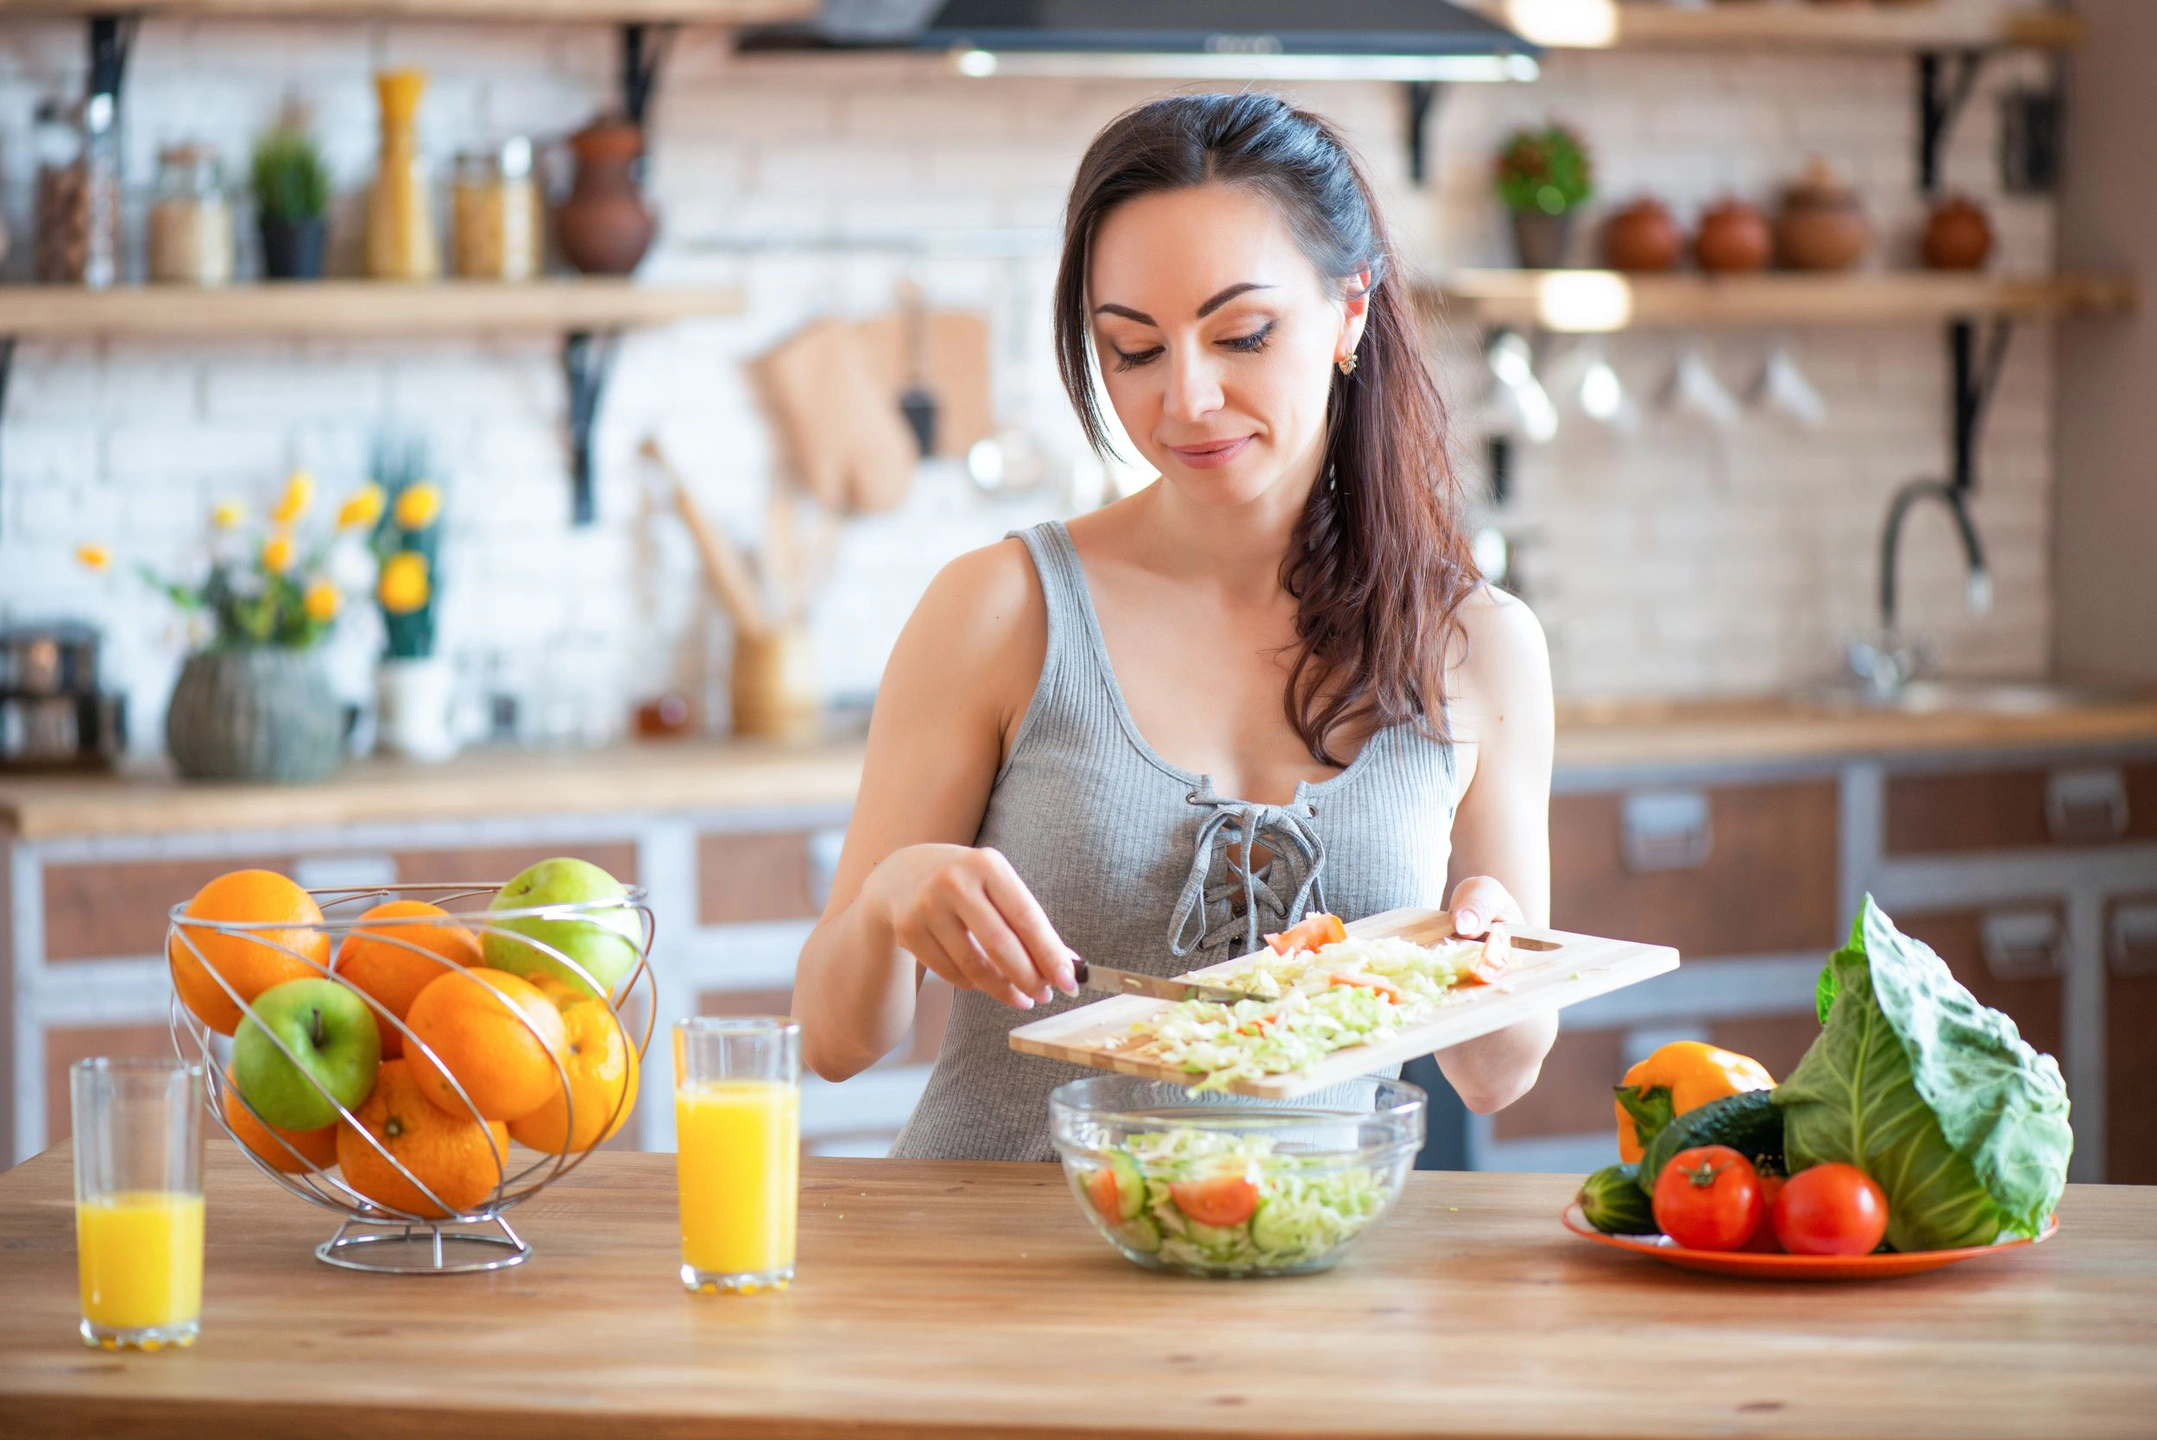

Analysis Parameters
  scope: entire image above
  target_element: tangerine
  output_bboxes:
[336,1059,508,1218]
[331,900,482,1059]
[508,980,640,1153]
[404,967,567,1121]
[220,1065,339,1173]
[168,870,330,1035]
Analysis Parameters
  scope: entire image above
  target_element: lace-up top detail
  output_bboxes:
[890,521,1469,1162]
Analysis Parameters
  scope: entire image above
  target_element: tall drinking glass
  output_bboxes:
[71,1058,206,1350]
[673,1017,799,1294]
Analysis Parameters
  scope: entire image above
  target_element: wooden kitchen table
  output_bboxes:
[2,1141,2152,1440]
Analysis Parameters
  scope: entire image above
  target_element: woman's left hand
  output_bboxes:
[1447,875,1525,968]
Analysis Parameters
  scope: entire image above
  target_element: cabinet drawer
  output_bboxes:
[43,853,297,963]
[2107,894,2157,1186]
[698,831,818,925]
[1897,906,2066,1064]
[1551,779,1840,959]
[44,1022,175,1145]
[1885,761,2157,855]
[391,843,638,890]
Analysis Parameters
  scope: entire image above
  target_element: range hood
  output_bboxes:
[741,0,1540,84]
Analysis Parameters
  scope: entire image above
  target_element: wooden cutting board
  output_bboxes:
[1008,906,1679,1099]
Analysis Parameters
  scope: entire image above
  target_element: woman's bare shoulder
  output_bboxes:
[1444,585,1553,743]
[883,536,1046,736]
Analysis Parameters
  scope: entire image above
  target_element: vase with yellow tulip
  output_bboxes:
[86,470,373,782]
[368,439,456,761]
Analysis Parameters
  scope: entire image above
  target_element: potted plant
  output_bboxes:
[367,438,457,762]
[1494,123,1594,270]
[80,472,378,782]
[251,120,331,280]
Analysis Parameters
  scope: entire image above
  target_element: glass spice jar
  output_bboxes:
[147,144,234,286]
[33,96,122,288]
[451,137,542,281]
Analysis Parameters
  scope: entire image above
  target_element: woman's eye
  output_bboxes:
[1111,346,1163,372]
[1220,323,1274,354]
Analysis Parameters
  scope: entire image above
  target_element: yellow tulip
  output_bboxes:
[303,580,342,622]
[378,551,431,614]
[336,483,386,531]
[211,500,245,531]
[76,544,111,571]
[261,533,297,575]
[393,481,442,531]
[271,471,316,525]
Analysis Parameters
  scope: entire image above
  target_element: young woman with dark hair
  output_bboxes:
[795,91,1556,1161]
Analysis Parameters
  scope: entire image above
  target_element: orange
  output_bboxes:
[509,980,640,1153]
[337,1059,508,1219]
[404,967,567,1122]
[331,900,482,1059]
[168,869,330,1035]
[220,1066,339,1174]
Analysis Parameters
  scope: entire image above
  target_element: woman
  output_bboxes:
[794,92,1555,1162]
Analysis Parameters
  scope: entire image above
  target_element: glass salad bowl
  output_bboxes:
[1048,1075,1425,1278]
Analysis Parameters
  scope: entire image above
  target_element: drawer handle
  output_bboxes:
[1979,908,2064,981]
[2110,902,2157,979]
[1621,790,1712,873]
[2046,767,2128,843]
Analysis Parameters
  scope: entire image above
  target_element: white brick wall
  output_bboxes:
[0,8,2054,752]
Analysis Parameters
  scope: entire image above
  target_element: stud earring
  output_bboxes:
[1336,352,1359,376]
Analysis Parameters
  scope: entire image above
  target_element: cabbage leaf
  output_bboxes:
[1774,896,2072,1252]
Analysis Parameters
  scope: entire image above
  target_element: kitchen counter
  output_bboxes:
[2,1140,2152,1440]
[4,693,2155,841]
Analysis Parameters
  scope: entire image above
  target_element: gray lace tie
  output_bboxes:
[1166,792,1329,958]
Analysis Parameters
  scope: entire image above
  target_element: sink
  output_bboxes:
[1793,680,2137,716]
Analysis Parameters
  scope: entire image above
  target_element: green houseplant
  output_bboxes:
[251,121,332,280]
[1494,123,1594,269]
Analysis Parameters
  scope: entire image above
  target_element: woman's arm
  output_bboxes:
[792,541,1076,1082]
[1434,586,1558,1113]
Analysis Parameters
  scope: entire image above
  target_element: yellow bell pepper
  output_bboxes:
[1613,1041,1774,1163]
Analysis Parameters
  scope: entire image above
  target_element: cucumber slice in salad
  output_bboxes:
[1184,1217,1249,1257]
[1117,1214,1163,1254]
[1105,1151,1146,1221]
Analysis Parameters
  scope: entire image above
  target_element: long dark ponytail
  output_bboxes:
[1054,91,1477,766]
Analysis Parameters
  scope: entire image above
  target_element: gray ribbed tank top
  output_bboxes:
[888,521,1468,1162]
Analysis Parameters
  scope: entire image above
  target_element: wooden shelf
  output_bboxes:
[0,279,745,341]
[1468,1,2080,52]
[0,0,809,21]
[1421,271,2140,332]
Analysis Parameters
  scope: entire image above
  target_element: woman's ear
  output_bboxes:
[1338,268,1373,363]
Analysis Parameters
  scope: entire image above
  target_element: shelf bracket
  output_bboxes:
[621,22,678,129]
[1403,81,1443,187]
[563,330,618,527]
[1949,314,2012,495]
[1916,49,1984,195]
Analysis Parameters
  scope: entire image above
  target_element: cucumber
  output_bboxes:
[1185,1217,1248,1256]
[1105,1151,1146,1221]
[1249,1199,1299,1255]
[1118,1213,1163,1254]
[1638,1089,1783,1191]
[1576,1163,1658,1235]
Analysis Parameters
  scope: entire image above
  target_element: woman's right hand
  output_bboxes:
[860,844,1079,1010]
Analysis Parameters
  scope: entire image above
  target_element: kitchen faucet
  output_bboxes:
[1848,478,1993,698]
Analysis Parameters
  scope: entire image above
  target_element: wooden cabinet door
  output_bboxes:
[1896,906,2067,1065]
[1885,760,2157,855]
[2106,895,2157,1185]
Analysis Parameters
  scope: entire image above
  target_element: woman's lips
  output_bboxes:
[1165,435,1255,469]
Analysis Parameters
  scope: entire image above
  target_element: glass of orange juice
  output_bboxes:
[673,1017,799,1295]
[71,1057,206,1350]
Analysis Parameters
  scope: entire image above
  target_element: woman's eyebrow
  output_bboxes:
[1091,282,1278,327]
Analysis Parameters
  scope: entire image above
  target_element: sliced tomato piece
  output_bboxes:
[1327,973,1402,1003]
[1085,1166,1122,1222]
[1168,1174,1260,1228]
[1458,946,1509,987]
[1265,913,1347,956]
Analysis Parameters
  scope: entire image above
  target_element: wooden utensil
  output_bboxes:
[1010,906,1678,1100]
[639,436,768,639]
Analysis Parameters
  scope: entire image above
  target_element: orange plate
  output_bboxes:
[1560,1203,2056,1280]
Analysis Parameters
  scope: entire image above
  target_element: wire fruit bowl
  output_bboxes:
[167,880,655,1275]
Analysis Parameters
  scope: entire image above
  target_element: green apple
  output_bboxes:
[481,857,643,998]
[231,977,382,1131]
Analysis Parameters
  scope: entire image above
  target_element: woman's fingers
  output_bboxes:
[1448,874,1526,938]
[924,910,1035,1010]
[951,887,1057,1006]
[978,850,1078,995]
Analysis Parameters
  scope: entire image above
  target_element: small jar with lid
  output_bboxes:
[451,136,543,281]
[148,144,235,285]
[34,97,122,287]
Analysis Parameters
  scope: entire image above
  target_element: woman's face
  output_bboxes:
[1088,183,1367,510]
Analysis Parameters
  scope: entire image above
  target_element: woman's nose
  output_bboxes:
[1162,347,1225,423]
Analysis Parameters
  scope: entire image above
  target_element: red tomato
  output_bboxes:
[1266,913,1347,956]
[1773,1163,1889,1256]
[1085,1167,1121,1222]
[1651,1145,1764,1252]
[1168,1174,1260,1228]
[1742,1174,1787,1253]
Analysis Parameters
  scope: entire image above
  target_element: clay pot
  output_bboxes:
[1600,198,1684,273]
[1773,159,1871,271]
[555,117,656,276]
[1693,199,1772,274]
[1922,195,1994,271]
